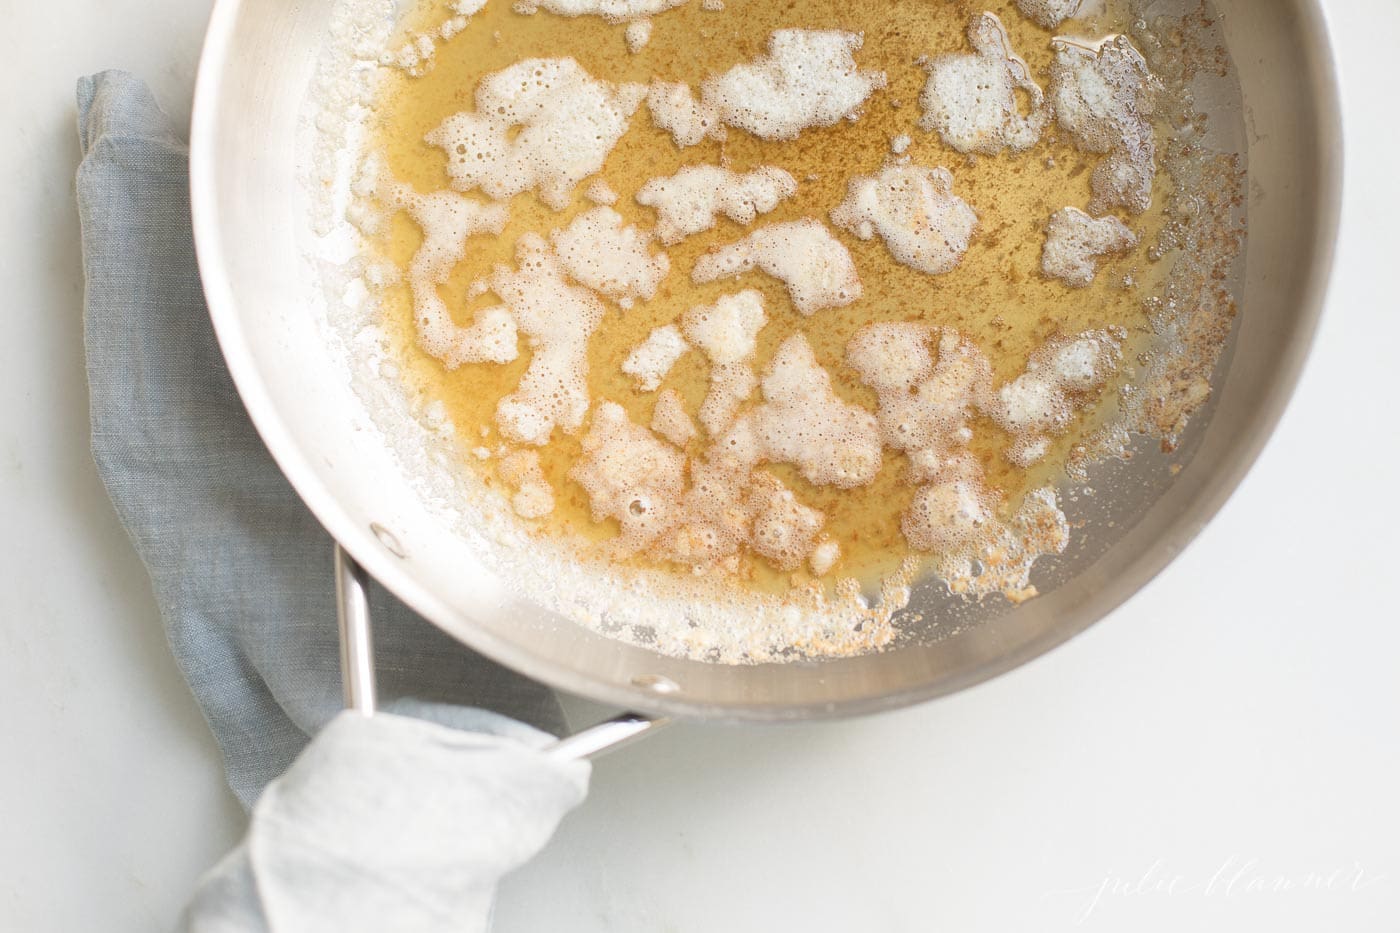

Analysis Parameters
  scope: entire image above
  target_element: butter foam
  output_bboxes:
[426,58,646,210]
[1041,206,1137,287]
[830,164,978,276]
[692,219,862,316]
[1049,35,1159,214]
[918,12,1049,154]
[648,30,886,147]
[636,165,797,245]
[1016,0,1082,28]
[551,206,670,303]
[488,234,606,445]
[621,324,689,391]
[382,181,516,368]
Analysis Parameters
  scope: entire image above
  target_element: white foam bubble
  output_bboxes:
[692,218,862,316]
[646,81,726,148]
[1049,35,1159,213]
[468,305,843,574]
[551,206,670,302]
[701,29,887,141]
[918,484,1069,603]
[498,448,556,518]
[830,164,978,276]
[570,401,688,553]
[680,290,767,435]
[380,1,487,76]
[847,322,935,395]
[726,334,883,488]
[426,58,646,210]
[584,178,619,205]
[890,133,912,155]
[381,35,436,75]
[513,0,683,22]
[1016,0,1082,28]
[652,458,751,567]
[902,467,994,553]
[651,388,696,446]
[488,234,606,444]
[1041,206,1137,287]
[809,539,840,576]
[847,325,990,480]
[681,289,767,366]
[746,480,825,570]
[383,181,517,368]
[698,362,757,437]
[986,330,1122,465]
[625,18,653,51]
[645,30,889,150]
[621,324,689,391]
[918,12,1049,154]
[636,165,797,244]
[847,330,975,550]
[653,459,827,574]
[439,16,469,41]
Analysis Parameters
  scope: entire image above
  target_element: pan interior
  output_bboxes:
[192,0,1337,715]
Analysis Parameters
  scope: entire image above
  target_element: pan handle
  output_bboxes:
[334,543,669,760]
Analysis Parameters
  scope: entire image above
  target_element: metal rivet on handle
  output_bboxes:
[631,674,681,694]
[370,522,407,558]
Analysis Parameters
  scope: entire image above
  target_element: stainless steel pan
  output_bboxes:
[190,0,1342,724]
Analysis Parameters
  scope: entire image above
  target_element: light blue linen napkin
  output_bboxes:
[75,69,568,809]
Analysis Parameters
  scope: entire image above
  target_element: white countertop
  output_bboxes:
[2,2,1397,930]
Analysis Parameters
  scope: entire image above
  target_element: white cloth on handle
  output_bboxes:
[185,708,589,932]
